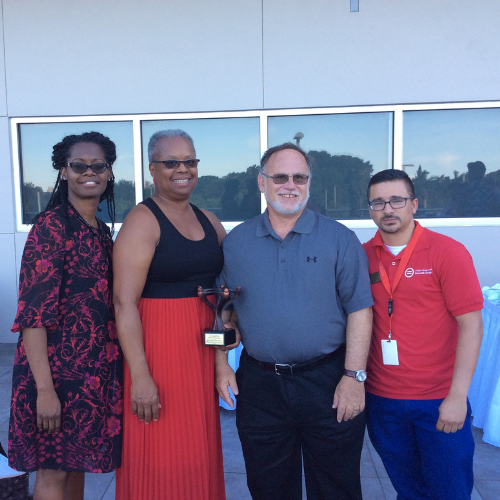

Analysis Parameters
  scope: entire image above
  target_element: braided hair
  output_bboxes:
[41,131,117,230]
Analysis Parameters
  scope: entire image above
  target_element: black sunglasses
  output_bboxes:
[152,159,200,169]
[67,162,109,174]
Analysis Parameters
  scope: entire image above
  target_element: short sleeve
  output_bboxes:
[336,232,374,314]
[438,241,483,317]
[12,212,67,333]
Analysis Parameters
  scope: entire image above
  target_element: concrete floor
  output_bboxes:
[1,342,500,499]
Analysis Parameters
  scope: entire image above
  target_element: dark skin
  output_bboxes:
[113,135,236,424]
[24,142,111,500]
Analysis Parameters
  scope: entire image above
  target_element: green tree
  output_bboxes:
[307,151,373,219]
[22,182,51,223]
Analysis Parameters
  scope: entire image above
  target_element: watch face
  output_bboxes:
[356,371,367,382]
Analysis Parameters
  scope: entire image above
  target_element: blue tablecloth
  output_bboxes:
[219,343,243,410]
[469,284,500,447]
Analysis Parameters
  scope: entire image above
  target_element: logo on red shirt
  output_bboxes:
[405,267,433,278]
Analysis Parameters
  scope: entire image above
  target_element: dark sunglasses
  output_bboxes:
[152,159,200,169]
[261,173,310,185]
[67,162,109,174]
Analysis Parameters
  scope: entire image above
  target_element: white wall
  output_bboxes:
[5,1,500,116]
[0,0,499,341]
[3,0,263,116]
[0,2,15,341]
[263,0,500,108]
[0,234,18,343]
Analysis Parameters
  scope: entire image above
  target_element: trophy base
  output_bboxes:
[204,329,236,346]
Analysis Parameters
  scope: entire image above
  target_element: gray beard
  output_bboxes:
[266,191,310,215]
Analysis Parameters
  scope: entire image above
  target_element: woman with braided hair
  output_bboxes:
[8,132,123,500]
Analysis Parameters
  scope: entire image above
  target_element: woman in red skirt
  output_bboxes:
[114,129,231,500]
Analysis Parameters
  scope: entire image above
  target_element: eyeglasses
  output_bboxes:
[261,173,310,185]
[151,159,200,169]
[368,197,415,211]
[67,162,109,174]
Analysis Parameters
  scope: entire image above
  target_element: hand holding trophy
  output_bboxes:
[197,285,242,346]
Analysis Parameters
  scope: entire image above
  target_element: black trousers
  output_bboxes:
[235,347,365,500]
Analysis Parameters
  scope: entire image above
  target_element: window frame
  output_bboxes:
[11,101,500,232]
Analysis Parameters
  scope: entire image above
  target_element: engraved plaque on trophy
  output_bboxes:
[197,285,241,346]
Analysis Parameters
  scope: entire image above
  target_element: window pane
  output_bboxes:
[18,121,135,224]
[268,112,393,219]
[141,118,261,222]
[403,108,500,218]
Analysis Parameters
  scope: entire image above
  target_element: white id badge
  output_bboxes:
[381,339,399,365]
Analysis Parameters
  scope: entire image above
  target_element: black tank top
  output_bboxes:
[140,198,224,299]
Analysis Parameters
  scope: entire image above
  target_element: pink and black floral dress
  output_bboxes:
[8,204,122,473]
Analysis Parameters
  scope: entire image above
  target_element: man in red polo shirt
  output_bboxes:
[363,169,483,500]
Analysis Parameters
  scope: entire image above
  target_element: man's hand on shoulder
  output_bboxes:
[333,376,365,423]
[436,393,468,433]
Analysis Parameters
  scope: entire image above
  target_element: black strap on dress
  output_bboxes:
[140,198,224,298]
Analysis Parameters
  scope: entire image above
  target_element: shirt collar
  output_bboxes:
[256,208,316,238]
[373,221,430,252]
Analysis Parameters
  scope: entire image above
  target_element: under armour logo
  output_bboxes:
[307,256,317,263]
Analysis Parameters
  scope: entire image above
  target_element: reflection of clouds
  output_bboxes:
[141,118,261,179]
[435,153,462,174]
[404,108,500,179]
[115,153,134,161]
[406,153,462,177]
[21,121,136,187]
[268,114,392,173]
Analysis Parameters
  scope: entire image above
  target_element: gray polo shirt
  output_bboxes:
[219,209,373,363]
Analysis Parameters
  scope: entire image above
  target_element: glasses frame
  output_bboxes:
[151,159,200,169]
[368,197,415,211]
[67,162,110,174]
[261,173,310,185]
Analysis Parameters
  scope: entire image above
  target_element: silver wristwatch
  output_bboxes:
[343,369,367,382]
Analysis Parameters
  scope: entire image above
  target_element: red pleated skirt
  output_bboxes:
[115,297,226,500]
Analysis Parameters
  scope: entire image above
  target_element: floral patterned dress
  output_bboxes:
[8,204,122,473]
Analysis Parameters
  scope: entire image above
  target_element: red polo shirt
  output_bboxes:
[363,223,483,399]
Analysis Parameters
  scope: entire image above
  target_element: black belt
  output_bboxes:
[246,344,344,375]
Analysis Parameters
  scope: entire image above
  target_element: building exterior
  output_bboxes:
[1,0,499,341]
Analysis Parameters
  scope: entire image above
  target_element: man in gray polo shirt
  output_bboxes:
[216,143,373,500]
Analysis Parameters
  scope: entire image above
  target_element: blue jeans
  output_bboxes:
[366,392,474,500]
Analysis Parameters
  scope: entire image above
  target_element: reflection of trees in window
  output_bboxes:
[23,179,136,224]
[22,182,52,223]
[412,166,449,217]
[307,151,373,219]
[190,165,261,221]
[112,180,136,222]
[190,153,376,221]
[412,164,500,218]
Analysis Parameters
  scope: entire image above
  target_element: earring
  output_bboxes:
[153,175,156,185]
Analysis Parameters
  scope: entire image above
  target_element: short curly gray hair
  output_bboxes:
[148,129,196,162]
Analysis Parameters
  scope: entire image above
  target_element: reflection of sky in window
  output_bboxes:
[141,118,261,181]
[20,122,135,190]
[268,113,393,173]
[403,109,500,178]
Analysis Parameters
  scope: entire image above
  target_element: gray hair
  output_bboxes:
[260,142,313,177]
[147,129,196,162]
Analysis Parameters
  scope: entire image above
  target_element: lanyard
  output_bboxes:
[375,222,424,340]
